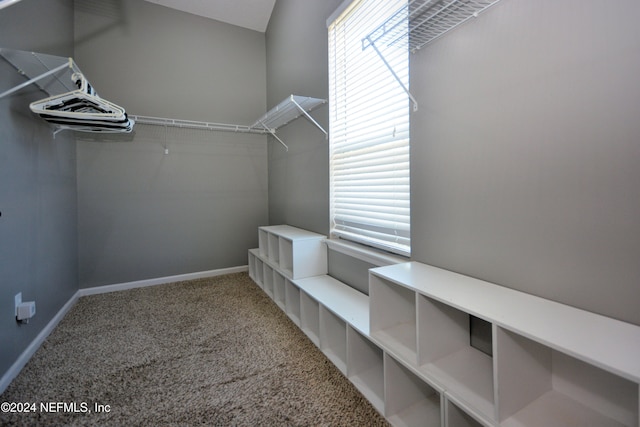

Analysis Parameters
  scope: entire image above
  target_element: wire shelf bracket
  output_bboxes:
[362,0,504,112]
[250,95,327,151]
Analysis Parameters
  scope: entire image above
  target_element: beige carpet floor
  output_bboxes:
[0,272,389,426]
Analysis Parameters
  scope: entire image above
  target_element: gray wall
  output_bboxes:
[266,0,640,326]
[74,0,268,287]
[265,0,339,235]
[410,0,640,325]
[0,0,78,377]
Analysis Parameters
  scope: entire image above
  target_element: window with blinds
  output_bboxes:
[328,0,410,257]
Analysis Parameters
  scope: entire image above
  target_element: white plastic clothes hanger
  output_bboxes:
[30,73,134,133]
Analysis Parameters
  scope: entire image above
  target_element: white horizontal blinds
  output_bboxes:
[329,0,410,256]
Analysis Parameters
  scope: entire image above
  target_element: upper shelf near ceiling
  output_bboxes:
[0,48,82,99]
[1,48,327,149]
[363,0,504,53]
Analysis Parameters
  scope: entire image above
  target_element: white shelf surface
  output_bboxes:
[320,306,348,374]
[501,389,630,427]
[362,0,504,53]
[258,225,327,280]
[370,273,417,363]
[422,347,494,422]
[373,323,417,366]
[0,49,80,99]
[300,291,320,347]
[348,327,385,415]
[251,95,326,132]
[294,275,370,336]
[385,353,443,427]
[370,262,640,384]
[447,398,491,427]
[263,264,275,298]
[259,224,326,241]
[273,271,286,310]
[285,279,301,326]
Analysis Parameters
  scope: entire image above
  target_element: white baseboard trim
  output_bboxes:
[0,290,80,394]
[0,265,248,394]
[78,265,249,297]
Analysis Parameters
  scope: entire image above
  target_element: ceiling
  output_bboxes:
[144,0,276,33]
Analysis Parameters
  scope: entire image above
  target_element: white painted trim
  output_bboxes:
[78,265,249,296]
[0,265,248,393]
[327,0,355,27]
[325,238,407,267]
[0,290,80,394]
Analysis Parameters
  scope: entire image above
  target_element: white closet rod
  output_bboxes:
[130,115,269,135]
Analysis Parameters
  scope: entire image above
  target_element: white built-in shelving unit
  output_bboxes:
[248,226,640,427]
[257,225,327,279]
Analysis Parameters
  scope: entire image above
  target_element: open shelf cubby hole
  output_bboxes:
[347,327,385,415]
[255,258,264,289]
[262,264,274,298]
[248,251,256,282]
[447,399,489,427]
[268,233,280,264]
[279,237,294,276]
[496,327,639,427]
[300,291,320,347]
[273,271,286,310]
[258,229,269,258]
[369,274,417,364]
[320,306,347,374]
[285,279,301,326]
[384,353,442,427]
[417,295,495,421]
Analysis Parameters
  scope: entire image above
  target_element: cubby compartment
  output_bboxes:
[369,274,417,364]
[300,291,320,347]
[273,270,286,310]
[384,353,443,427]
[258,228,269,258]
[263,264,274,298]
[268,232,280,264]
[279,237,294,275]
[294,275,370,336]
[347,327,385,414]
[417,295,494,421]
[496,327,639,427]
[258,225,327,279]
[255,257,264,289]
[320,306,347,374]
[248,249,257,282]
[285,279,301,326]
[446,399,490,427]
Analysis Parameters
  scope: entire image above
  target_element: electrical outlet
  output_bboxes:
[15,292,22,317]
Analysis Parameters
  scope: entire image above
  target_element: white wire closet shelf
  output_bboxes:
[133,95,328,151]
[363,0,504,53]
[250,95,328,151]
[361,0,504,112]
[0,48,134,134]
[0,48,84,99]
[1,49,327,148]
